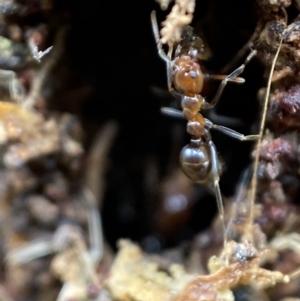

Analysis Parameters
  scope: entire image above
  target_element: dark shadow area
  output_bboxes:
[14,0,263,250]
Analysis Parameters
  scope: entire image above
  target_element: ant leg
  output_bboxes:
[161,107,184,119]
[204,74,245,84]
[161,108,252,136]
[205,133,227,248]
[166,63,182,99]
[169,85,182,99]
[227,49,257,79]
[203,49,257,109]
[205,118,259,141]
[206,109,244,128]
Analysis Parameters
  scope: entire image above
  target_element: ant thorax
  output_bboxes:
[173,56,204,95]
[172,28,206,96]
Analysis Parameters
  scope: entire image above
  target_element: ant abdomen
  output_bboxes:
[180,140,211,183]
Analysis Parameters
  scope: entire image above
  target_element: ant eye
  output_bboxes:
[190,70,197,78]
[189,49,198,57]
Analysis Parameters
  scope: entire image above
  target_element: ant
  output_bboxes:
[151,11,259,247]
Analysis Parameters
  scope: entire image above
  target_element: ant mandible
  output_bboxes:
[151,11,259,247]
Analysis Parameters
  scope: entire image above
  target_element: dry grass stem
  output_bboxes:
[247,9,286,242]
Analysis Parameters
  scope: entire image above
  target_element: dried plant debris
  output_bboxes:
[105,239,290,301]
[105,239,198,301]
[256,133,294,180]
[159,0,196,46]
[0,102,82,168]
[0,35,28,69]
[50,223,102,301]
[0,1,136,301]
[0,105,84,301]
[258,0,292,13]
[0,118,117,301]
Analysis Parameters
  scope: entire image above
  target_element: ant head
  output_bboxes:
[175,26,209,60]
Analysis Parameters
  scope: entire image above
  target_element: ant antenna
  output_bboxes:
[151,11,161,46]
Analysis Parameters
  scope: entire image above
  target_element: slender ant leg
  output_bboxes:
[205,74,245,84]
[204,119,259,141]
[161,107,260,141]
[203,50,257,109]
[207,137,227,247]
[161,107,184,118]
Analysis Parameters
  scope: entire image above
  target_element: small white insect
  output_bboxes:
[28,38,53,62]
